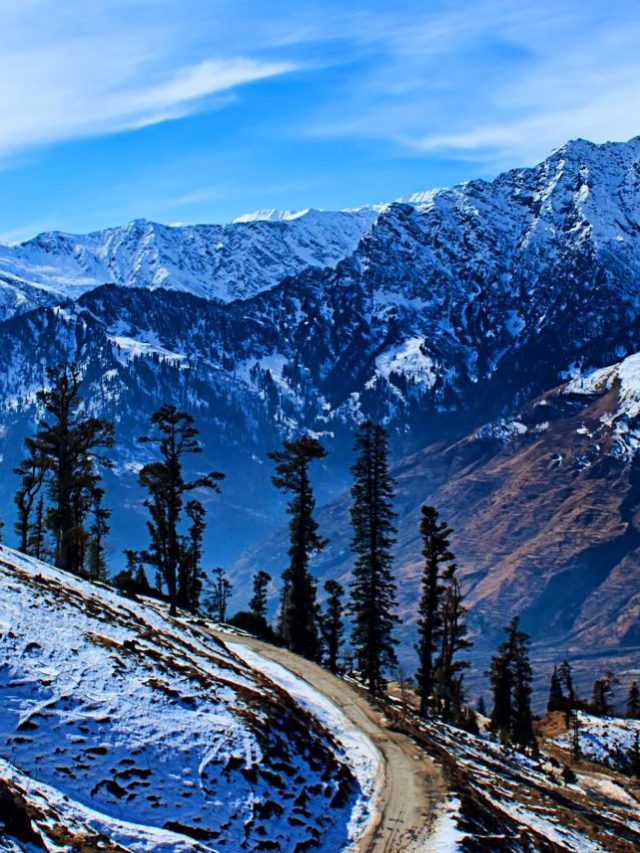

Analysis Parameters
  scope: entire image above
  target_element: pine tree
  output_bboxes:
[204,567,233,622]
[277,572,292,638]
[180,499,205,612]
[477,696,487,717]
[489,616,536,751]
[139,404,224,616]
[416,508,470,720]
[570,709,581,761]
[628,731,640,777]
[547,666,565,713]
[348,421,398,695]
[13,439,46,555]
[86,487,110,582]
[626,681,640,719]
[25,364,114,575]
[321,579,344,674]
[489,637,513,741]
[557,659,576,725]
[115,550,152,597]
[591,672,616,717]
[268,435,327,660]
[28,495,46,560]
[249,570,272,622]
[433,571,472,723]
[512,625,537,752]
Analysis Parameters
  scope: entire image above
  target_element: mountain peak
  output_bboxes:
[233,207,313,223]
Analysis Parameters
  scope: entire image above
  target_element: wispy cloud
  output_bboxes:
[0,1,298,159]
[3,0,638,171]
[396,17,640,167]
[290,0,640,169]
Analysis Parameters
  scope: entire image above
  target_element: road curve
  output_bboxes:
[212,629,446,852]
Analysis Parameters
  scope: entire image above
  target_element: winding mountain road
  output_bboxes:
[212,629,446,852]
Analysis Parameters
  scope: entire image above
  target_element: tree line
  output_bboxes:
[9,363,551,754]
[234,420,536,746]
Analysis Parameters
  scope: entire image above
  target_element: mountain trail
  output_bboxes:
[210,628,446,852]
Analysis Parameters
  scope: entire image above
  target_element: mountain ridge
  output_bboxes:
[2,134,638,318]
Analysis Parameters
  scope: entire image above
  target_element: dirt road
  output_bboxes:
[213,630,446,852]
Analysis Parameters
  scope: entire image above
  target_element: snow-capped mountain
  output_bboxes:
[0,207,381,310]
[2,136,640,672]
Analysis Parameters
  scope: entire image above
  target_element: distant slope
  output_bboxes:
[237,349,640,698]
[0,546,372,852]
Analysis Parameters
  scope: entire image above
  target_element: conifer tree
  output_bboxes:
[180,499,206,612]
[558,658,578,727]
[249,570,272,622]
[591,672,616,716]
[512,625,537,752]
[489,616,537,751]
[489,637,513,741]
[626,681,640,719]
[204,567,233,622]
[628,732,640,777]
[433,571,472,723]
[348,421,398,695]
[115,550,152,597]
[570,709,581,762]
[21,364,114,575]
[139,404,224,615]
[268,435,327,660]
[416,505,452,717]
[321,579,344,674]
[547,666,565,713]
[14,439,46,555]
[28,495,46,561]
[87,487,110,582]
[277,574,292,638]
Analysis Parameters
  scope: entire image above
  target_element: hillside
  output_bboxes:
[3,546,640,853]
[0,546,378,852]
[238,349,640,698]
[0,208,381,312]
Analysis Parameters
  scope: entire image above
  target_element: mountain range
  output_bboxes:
[2,135,640,691]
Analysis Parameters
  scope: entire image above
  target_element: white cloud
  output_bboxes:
[5,0,638,173]
[0,1,297,159]
[291,0,640,170]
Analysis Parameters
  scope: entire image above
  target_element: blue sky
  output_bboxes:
[1,0,639,241]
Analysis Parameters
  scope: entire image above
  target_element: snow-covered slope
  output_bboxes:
[555,712,640,771]
[2,134,639,323]
[0,546,376,852]
[405,708,640,853]
[0,207,380,307]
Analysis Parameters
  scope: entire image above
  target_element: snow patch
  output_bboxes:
[374,338,437,388]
